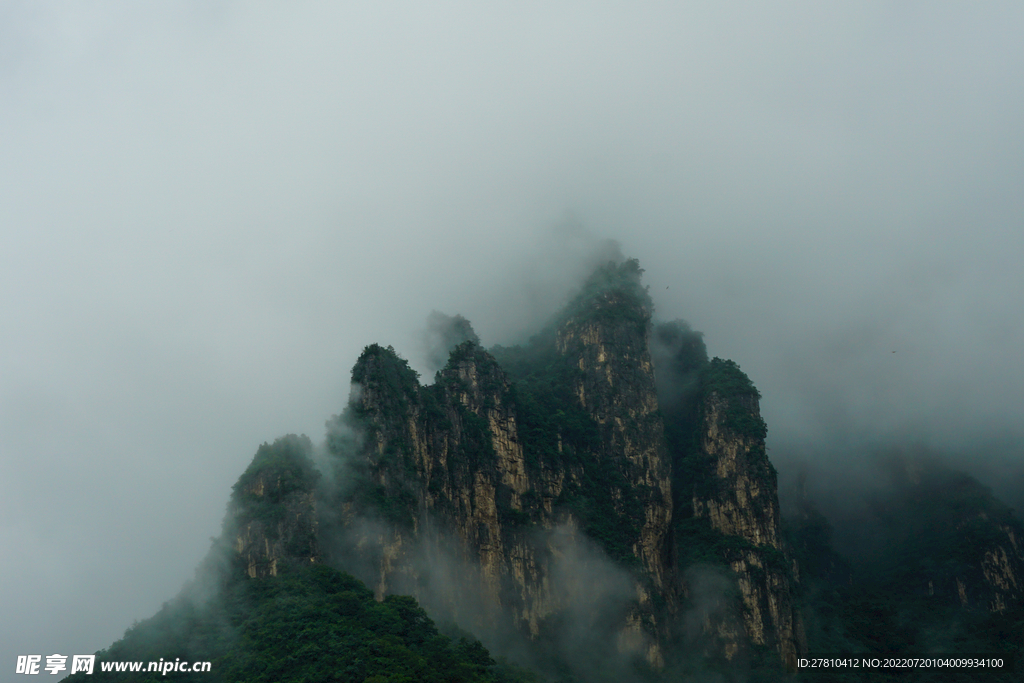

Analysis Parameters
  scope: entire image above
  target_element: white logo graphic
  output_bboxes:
[16,654,96,675]
[44,655,67,676]
[71,655,95,674]
[15,656,41,675]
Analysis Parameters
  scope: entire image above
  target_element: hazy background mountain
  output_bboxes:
[2,2,1023,675]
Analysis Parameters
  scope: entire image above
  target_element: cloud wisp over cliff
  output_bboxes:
[2,1,1023,673]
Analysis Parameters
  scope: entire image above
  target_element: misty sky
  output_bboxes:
[2,2,1023,674]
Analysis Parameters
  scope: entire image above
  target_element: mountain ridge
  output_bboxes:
[67,256,1024,682]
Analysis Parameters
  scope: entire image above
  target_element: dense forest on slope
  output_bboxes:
[65,563,536,682]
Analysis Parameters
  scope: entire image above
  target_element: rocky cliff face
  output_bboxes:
[234,258,800,674]
[228,434,321,579]
[691,382,799,667]
[555,286,673,590]
[978,526,1024,613]
[653,323,801,669]
[322,293,673,667]
[694,391,778,547]
[883,462,1024,615]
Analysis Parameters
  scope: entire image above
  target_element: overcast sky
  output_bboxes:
[3,2,1023,674]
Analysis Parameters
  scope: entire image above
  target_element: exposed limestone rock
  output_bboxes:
[324,268,678,670]
[695,394,780,548]
[677,359,800,667]
[229,435,321,578]
[956,520,1024,613]
[977,525,1024,612]
[556,295,673,589]
[323,343,560,638]
[234,260,803,674]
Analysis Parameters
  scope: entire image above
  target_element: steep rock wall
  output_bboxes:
[327,343,565,639]
[299,261,799,673]
[555,289,673,589]
[690,377,800,668]
[695,394,779,548]
[228,435,321,578]
[330,334,670,666]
